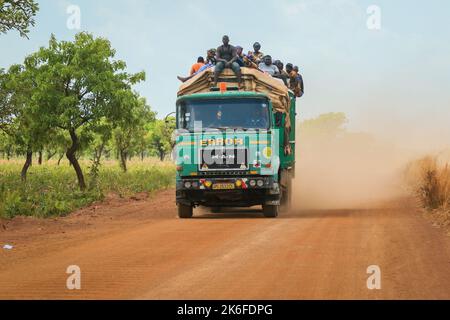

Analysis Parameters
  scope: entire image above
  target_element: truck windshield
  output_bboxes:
[177,98,270,131]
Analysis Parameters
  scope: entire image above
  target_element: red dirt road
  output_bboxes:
[0,189,449,299]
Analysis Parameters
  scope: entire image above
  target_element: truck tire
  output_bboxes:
[178,204,193,219]
[263,205,279,218]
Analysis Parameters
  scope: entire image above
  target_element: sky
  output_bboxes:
[1,0,449,150]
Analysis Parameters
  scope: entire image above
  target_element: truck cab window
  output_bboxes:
[177,98,270,131]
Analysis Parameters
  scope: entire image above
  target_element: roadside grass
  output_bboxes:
[0,159,175,219]
[405,152,450,230]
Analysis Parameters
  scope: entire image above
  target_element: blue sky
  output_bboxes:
[1,0,449,148]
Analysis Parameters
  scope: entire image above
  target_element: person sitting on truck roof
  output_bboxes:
[206,48,217,65]
[258,55,280,76]
[249,42,264,64]
[273,60,289,86]
[177,53,214,83]
[190,57,205,75]
[294,66,305,97]
[214,35,242,88]
[236,46,259,69]
[235,46,245,67]
[286,63,302,97]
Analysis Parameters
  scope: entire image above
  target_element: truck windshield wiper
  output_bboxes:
[209,127,246,131]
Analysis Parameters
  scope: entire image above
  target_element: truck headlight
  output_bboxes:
[249,180,257,187]
[204,180,213,188]
[184,181,192,189]
[262,147,272,159]
[257,180,264,187]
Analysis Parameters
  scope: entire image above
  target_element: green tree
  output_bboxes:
[148,117,175,162]
[87,118,113,165]
[300,112,348,139]
[113,96,155,172]
[0,0,39,38]
[0,130,14,159]
[43,128,70,163]
[0,68,15,134]
[26,32,145,190]
[0,64,47,180]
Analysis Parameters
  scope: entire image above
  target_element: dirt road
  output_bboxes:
[0,189,449,299]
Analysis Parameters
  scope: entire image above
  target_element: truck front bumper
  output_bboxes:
[176,177,280,207]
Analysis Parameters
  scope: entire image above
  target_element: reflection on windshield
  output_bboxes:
[178,99,270,131]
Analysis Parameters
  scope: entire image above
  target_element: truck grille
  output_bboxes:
[199,148,248,171]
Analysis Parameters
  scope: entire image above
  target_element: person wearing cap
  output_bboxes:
[206,48,217,65]
[249,42,264,64]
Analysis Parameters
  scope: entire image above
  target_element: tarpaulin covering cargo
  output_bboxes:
[177,67,292,128]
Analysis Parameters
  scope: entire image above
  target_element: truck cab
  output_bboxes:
[175,69,296,218]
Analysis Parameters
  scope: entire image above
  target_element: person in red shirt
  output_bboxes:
[190,57,205,75]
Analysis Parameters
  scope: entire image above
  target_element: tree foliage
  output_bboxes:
[300,112,348,139]
[24,32,145,189]
[0,0,39,38]
[148,118,176,162]
[1,32,176,191]
[113,96,155,172]
[0,63,46,179]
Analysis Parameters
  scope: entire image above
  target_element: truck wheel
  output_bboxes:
[263,205,279,218]
[178,204,193,219]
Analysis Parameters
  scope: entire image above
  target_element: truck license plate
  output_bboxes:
[212,183,235,190]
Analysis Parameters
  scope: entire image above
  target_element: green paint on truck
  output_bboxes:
[175,85,297,218]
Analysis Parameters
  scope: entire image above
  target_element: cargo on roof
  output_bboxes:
[177,67,293,128]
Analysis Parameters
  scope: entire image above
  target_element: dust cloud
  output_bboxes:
[292,116,448,210]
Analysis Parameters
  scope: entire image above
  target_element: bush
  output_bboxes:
[406,155,450,211]
[0,159,175,218]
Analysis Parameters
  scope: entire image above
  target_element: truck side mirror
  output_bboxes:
[275,112,283,127]
[165,111,176,124]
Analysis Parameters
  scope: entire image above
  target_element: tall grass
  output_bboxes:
[0,159,175,219]
[405,154,450,212]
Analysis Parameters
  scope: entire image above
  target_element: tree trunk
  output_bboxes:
[141,151,144,162]
[38,151,43,165]
[159,149,165,162]
[21,150,33,181]
[119,150,127,172]
[66,129,86,190]
[47,150,57,161]
[57,153,64,166]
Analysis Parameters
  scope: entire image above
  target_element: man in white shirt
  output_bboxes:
[258,55,279,76]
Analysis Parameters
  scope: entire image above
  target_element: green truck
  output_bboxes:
[174,68,296,218]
